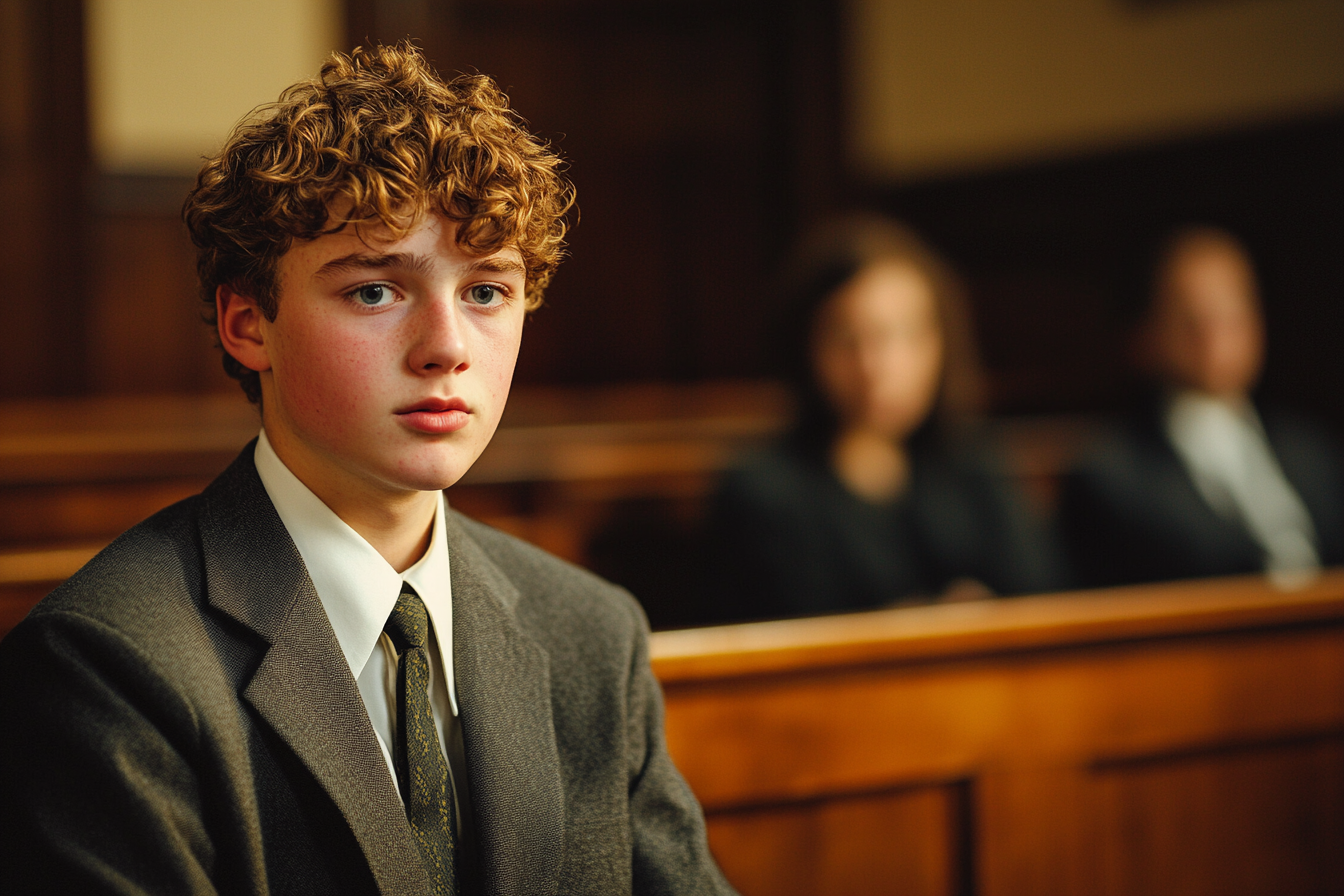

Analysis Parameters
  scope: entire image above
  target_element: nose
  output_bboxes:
[406,294,470,374]
[854,337,889,388]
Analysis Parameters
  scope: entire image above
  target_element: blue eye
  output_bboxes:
[468,285,503,305]
[352,284,392,306]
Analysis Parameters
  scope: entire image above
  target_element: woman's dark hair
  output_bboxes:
[776,213,985,453]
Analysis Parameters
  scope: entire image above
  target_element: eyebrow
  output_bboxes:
[314,251,526,280]
[315,252,432,279]
[468,256,527,277]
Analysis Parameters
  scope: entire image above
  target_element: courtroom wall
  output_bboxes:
[86,0,339,174]
[848,0,1344,182]
[0,0,1340,417]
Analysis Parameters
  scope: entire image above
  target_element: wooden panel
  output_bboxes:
[0,479,210,546]
[974,765,1096,896]
[0,0,90,398]
[88,211,229,394]
[652,573,1344,895]
[1090,738,1344,896]
[706,783,966,896]
[661,628,1344,810]
[651,573,1344,681]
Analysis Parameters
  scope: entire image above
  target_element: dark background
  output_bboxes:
[2,0,1341,429]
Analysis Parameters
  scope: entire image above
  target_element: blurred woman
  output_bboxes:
[707,214,1062,621]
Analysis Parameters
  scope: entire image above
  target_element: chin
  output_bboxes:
[394,469,469,493]
[371,431,497,493]
[861,413,921,441]
[394,453,481,493]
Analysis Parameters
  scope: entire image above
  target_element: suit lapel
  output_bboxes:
[1144,416,1263,557]
[446,511,565,896]
[198,444,433,896]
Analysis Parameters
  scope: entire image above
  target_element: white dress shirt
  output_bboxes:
[1165,391,1320,586]
[253,431,472,834]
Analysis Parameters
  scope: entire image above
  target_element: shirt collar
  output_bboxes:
[1164,390,1261,520]
[253,430,457,713]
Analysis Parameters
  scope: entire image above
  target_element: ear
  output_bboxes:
[217,284,272,372]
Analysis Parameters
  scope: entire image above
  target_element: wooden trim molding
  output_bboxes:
[650,570,1344,681]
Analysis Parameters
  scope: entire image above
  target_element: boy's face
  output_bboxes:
[235,213,527,502]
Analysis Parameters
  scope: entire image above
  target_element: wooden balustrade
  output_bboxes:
[650,571,1344,895]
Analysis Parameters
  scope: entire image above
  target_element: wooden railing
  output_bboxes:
[0,383,793,632]
[0,384,1103,631]
[650,571,1344,896]
[0,382,788,554]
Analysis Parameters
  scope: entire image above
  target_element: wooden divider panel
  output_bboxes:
[652,573,1344,896]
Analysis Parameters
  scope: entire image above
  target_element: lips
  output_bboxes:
[396,397,471,434]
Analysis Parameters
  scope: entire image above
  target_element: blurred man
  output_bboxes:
[1062,227,1343,588]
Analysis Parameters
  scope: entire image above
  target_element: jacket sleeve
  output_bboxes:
[623,612,738,896]
[0,612,225,896]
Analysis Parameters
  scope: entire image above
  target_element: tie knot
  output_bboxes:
[385,585,429,652]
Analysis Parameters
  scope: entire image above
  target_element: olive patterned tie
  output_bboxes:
[384,584,458,895]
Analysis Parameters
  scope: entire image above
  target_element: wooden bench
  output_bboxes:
[0,384,1103,629]
[0,383,792,631]
[0,382,790,552]
[651,571,1344,895]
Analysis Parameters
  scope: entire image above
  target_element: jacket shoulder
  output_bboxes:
[449,510,645,636]
[22,495,206,638]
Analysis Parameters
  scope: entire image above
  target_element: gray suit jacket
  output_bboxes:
[0,444,733,896]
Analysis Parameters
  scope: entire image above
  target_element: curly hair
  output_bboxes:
[183,43,575,402]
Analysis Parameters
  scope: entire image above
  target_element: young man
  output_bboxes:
[0,44,734,895]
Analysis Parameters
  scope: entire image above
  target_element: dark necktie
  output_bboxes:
[384,584,458,895]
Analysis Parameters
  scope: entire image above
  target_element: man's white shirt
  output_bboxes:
[253,430,463,801]
[1165,391,1320,584]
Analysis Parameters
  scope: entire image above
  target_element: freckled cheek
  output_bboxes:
[278,321,389,428]
[481,327,524,411]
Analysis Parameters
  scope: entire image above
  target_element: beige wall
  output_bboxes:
[849,0,1344,182]
[86,0,340,174]
[88,1,1344,181]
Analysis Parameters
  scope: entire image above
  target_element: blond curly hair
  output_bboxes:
[183,43,575,402]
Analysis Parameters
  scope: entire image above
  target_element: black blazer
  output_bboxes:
[0,443,734,896]
[1060,405,1344,588]
[706,437,1064,621]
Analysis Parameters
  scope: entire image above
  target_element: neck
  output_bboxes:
[831,427,909,504]
[327,488,439,574]
[1169,386,1251,411]
[264,430,438,573]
